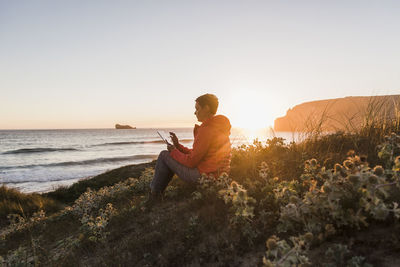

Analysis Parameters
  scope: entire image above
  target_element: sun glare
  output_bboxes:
[223,90,276,131]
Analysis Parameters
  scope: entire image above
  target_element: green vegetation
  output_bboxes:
[44,161,155,204]
[0,186,62,228]
[1,119,400,266]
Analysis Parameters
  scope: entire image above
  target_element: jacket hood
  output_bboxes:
[202,115,231,134]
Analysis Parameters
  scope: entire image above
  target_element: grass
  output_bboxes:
[0,185,62,228]
[43,161,156,204]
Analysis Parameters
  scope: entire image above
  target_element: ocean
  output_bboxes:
[0,128,299,193]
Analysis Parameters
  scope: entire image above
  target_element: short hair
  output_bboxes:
[196,94,219,114]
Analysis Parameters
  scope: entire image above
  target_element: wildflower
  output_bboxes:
[305,161,310,168]
[353,156,361,166]
[372,204,389,220]
[343,160,354,170]
[318,233,324,241]
[325,224,336,236]
[304,232,313,243]
[78,233,85,241]
[289,195,299,204]
[231,181,239,191]
[347,150,355,157]
[368,175,378,184]
[310,159,318,167]
[266,236,278,250]
[373,166,384,176]
[395,156,400,167]
[259,168,269,179]
[259,161,269,169]
[219,172,229,180]
[334,164,343,174]
[322,183,332,193]
[263,258,274,267]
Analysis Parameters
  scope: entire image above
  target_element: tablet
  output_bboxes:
[157,130,171,145]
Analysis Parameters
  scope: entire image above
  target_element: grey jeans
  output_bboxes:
[150,150,201,194]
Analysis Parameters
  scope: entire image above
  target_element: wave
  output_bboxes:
[2,147,79,155]
[0,175,85,184]
[93,140,165,146]
[0,154,158,170]
[93,139,193,147]
[1,139,194,154]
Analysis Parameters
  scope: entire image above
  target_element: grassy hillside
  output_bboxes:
[43,161,156,204]
[0,186,62,229]
[1,123,400,266]
[274,95,400,132]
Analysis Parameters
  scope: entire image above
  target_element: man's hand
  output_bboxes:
[167,143,176,152]
[169,132,179,147]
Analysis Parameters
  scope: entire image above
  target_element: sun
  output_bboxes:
[223,90,276,131]
[233,115,270,131]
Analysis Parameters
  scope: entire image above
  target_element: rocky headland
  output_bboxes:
[274,95,400,132]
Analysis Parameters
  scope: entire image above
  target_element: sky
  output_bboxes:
[1,0,400,130]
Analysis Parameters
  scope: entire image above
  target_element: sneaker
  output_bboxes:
[144,191,163,209]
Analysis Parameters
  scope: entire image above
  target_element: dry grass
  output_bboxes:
[0,185,62,227]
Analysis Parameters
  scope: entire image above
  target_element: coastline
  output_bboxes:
[0,128,193,193]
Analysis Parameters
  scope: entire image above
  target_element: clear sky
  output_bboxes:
[1,1,399,129]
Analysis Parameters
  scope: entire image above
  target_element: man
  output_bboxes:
[150,93,231,197]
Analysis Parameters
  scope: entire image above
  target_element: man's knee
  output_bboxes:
[158,150,169,160]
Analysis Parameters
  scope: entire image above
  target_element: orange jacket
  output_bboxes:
[170,115,232,177]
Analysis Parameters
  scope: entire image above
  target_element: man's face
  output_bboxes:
[194,102,210,122]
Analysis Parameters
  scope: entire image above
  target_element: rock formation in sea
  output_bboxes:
[274,95,400,132]
[115,124,136,129]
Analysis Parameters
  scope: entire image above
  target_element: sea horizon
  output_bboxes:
[0,125,275,131]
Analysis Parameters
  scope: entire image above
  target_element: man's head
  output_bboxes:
[195,94,219,122]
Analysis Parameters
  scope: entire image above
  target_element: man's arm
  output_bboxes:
[170,128,211,168]
[170,132,192,154]
[176,143,192,154]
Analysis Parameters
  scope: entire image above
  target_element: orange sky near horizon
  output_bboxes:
[0,90,282,130]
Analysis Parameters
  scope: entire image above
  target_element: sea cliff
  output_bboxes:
[274,95,400,132]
